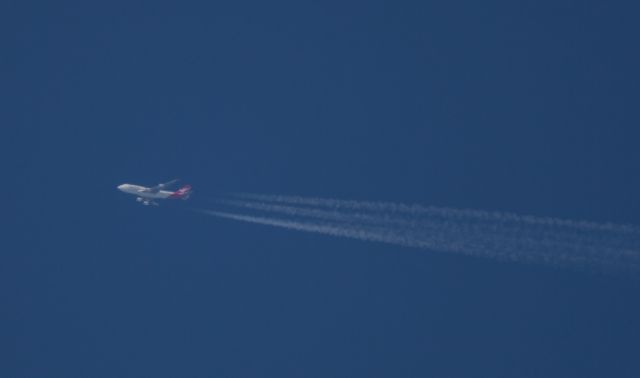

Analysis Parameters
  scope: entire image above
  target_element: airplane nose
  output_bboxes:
[117,184,125,191]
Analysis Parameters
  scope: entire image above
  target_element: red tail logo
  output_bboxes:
[169,185,192,199]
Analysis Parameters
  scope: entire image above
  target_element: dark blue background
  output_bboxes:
[4,1,640,376]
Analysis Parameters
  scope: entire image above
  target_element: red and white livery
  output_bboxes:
[117,179,192,206]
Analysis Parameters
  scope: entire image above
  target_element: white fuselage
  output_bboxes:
[117,184,173,199]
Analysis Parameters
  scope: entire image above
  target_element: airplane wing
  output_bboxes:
[141,179,180,193]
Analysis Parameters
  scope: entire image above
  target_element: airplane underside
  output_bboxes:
[136,197,159,206]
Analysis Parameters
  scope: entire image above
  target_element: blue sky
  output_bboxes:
[4,1,640,377]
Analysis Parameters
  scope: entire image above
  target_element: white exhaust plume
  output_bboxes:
[232,193,639,234]
[195,194,640,274]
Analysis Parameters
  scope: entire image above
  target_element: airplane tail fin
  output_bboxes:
[169,184,192,200]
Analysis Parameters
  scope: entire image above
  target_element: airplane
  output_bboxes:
[117,179,192,206]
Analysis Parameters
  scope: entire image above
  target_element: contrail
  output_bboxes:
[196,194,640,274]
[213,198,606,258]
[232,193,640,234]
[219,197,639,254]
[195,209,536,262]
[195,209,429,248]
[213,199,410,227]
